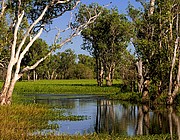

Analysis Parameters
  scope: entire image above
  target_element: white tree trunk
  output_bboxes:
[105,64,115,86]
[148,0,156,16]
[136,59,144,93]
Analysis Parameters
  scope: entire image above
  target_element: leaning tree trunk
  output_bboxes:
[167,35,179,104]
[0,56,17,105]
[167,5,179,104]
[167,51,180,104]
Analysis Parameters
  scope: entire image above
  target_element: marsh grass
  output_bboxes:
[9,79,122,95]
[0,102,88,140]
[18,133,176,140]
[0,103,54,139]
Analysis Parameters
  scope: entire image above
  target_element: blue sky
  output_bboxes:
[40,0,141,56]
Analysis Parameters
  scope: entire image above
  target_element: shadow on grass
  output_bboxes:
[40,83,122,87]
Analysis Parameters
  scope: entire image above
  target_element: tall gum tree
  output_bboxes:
[80,5,132,86]
[129,0,179,103]
[0,0,102,105]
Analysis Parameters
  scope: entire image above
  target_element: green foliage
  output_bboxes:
[109,92,141,103]
[78,54,95,70]
[68,63,94,79]
[22,38,49,66]
[21,48,97,80]
[6,0,79,32]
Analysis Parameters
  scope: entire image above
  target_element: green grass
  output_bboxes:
[0,100,88,140]
[5,79,122,95]
[109,92,142,103]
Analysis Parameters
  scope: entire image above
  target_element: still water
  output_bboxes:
[30,94,180,137]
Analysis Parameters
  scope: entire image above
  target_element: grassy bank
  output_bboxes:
[0,102,89,140]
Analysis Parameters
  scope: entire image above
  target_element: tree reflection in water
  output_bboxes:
[95,99,180,139]
[95,99,137,135]
[32,95,180,138]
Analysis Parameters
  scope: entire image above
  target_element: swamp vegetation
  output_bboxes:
[0,80,180,139]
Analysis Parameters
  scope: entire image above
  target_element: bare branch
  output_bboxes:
[21,51,52,74]
[15,26,44,78]
[11,10,24,62]
[20,5,102,74]
[55,0,80,6]
[15,5,50,62]
[15,0,80,63]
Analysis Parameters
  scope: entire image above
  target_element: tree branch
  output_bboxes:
[11,10,24,63]
[20,5,102,74]
[0,0,6,19]
[15,4,50,62]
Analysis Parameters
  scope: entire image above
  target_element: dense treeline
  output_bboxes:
[0,39,135,82]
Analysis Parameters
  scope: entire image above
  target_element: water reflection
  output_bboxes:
[31,94,180,137]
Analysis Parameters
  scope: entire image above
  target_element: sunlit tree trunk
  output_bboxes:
[167,7,179,104]
[0,0,6,19]
[105,68,112,86]
[0,11,25,105]
[51,70,55,80]
[105,63,115,86]
[148,0,155,16]
[33,70,36,81]
[167,4,180,104]
[142,77,150,102]
[136,58,144,93]
[27,72,30,81]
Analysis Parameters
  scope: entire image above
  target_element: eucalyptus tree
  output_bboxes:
[80,4,132,86]
[0,0,102,105]
[128,0,179,103]
[58,49,76,79]
[79,3,104,86]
